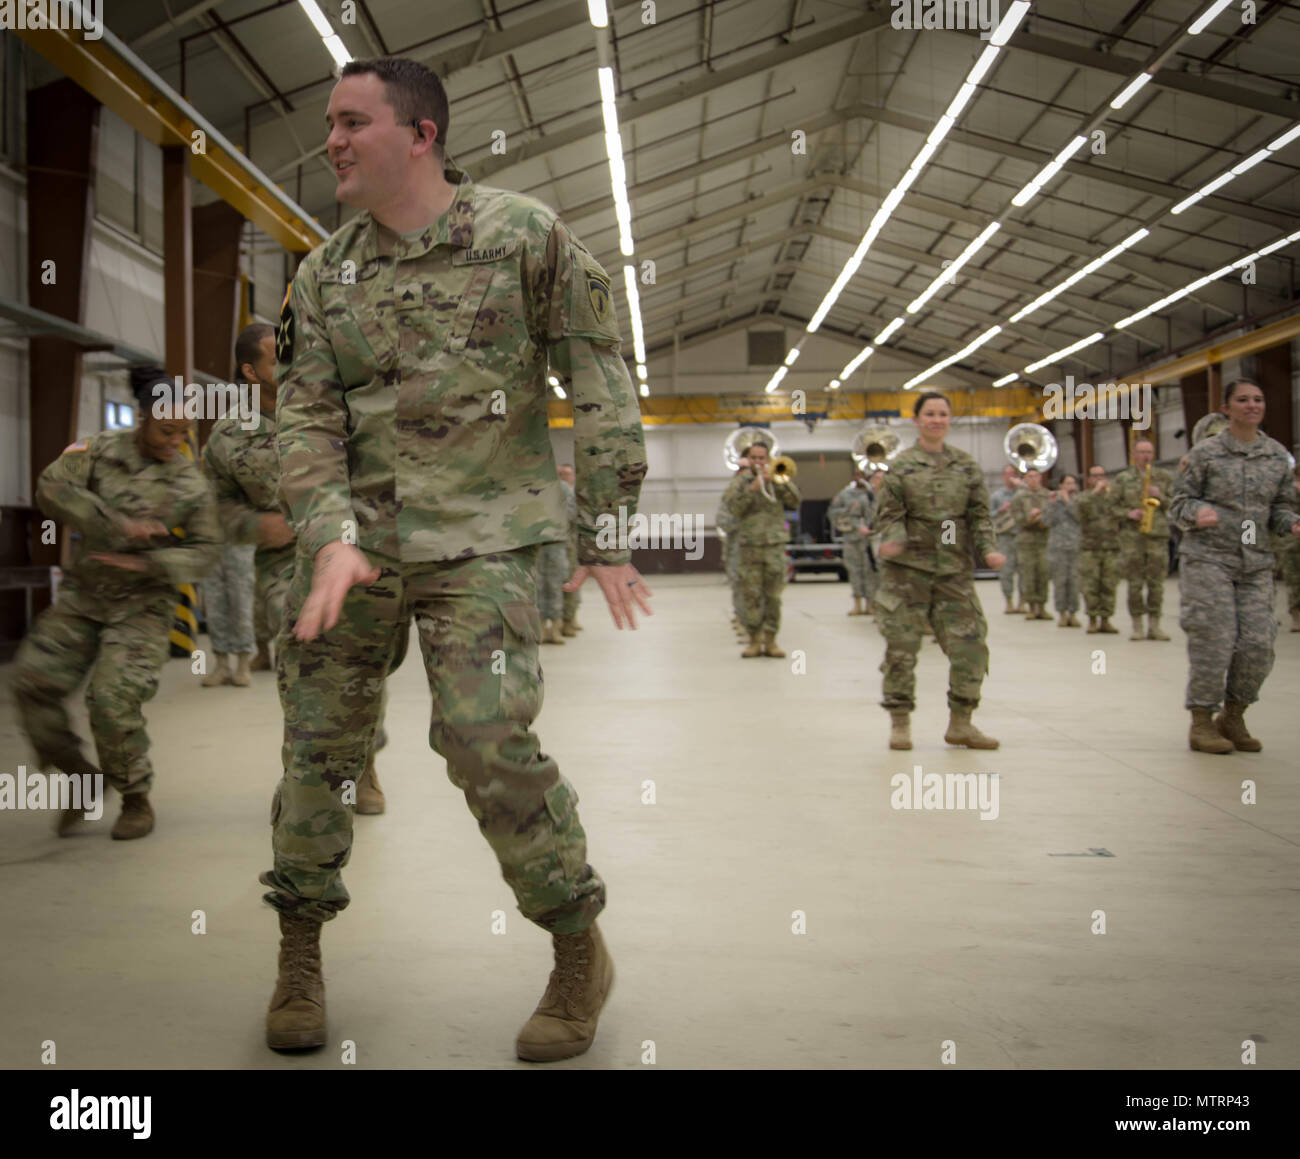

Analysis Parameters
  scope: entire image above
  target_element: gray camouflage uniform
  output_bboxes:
[987,482,1020,602]
[828,482,876,600]
[1043,492,1081,615]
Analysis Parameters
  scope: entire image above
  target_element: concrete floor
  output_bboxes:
[1,573,1297,1070]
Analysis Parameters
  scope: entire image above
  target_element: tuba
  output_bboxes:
[851,424,902,472]
[723,426,777,471]
[1191,412,1229,446]
[1004,422,1058,474]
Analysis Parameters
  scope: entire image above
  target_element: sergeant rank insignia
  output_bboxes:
[586,269,611,325]
[276,282,295,363]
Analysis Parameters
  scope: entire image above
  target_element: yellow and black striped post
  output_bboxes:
[169,430,200,658]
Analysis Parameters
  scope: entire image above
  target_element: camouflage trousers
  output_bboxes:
[535,540,569,622]
[12,577,175,795]
[256,543,297,644]
[1179,558,1276,710]
[1119,535,1168,616]
[204,542,255,654]
[1016,534,1049,604]
[1078,548,1119,617]
[1048,548,1080,614]
[738,542,786,634]
[1276,543,1300,612]
[995,531,1019,600]
[842,536,877,600]
[260,544,603,934]
[563,538,581,625]
[876,562,988,712]
[724,537,743,619]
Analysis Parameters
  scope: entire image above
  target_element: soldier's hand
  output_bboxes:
[1030,508,1042,520]
[1195,507,1219,529]
[294,542,381,641]
[985,551,1007,570]
[120,518,169,541]
[1291,521,1300,537]
[257,512,295,548]
[859,525,872,535]
[565,562,653,630]
[88,552,149,572]
[879,541,903,559]
[1148,486,1161,498]
[1127,508,1142,520]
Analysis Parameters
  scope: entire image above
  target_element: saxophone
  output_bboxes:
[1138,463,1160,534]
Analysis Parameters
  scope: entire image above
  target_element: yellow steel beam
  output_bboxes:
[15,24,327,252]
[547,387,1041,428]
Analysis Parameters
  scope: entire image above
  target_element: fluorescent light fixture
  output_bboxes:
[297,0,335,38]
[906,222,1001,314]
[899,325,1003,390]
[927,115,955,146]
[547,375,559,386]
[945,82,977,120]
[553,384,567,399]
[879,187,905,216]
[1231,148,1271,175]
[1023,331,1105,374]
[1266,123,1300,151]
[784,348,801,366]
[1188,0,1235,35]
[874,318,905,344]
[323,35,352,67]
[966,44,1000,86]
[1170,191,1203,215]
[1109,73,1151,110]
[588,0,609,28]
[597,67,616,104]
[989,0,1031,47]
[639,383,649,398]
[1011,181,1041,208]
[993,373,1017,387]
[623,266,645,364]
[841,346,874,378]
[765,366,789,394]
[894,167,919,194]
[828,379,841,390]
[1008,228,1149,323]
[909,139,940,172]
[636,364,647,380]
[1196,171,1236,198]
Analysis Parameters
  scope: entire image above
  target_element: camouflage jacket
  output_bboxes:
[988,483,1019,534]
[1011,486,1052,539]
[36,427,220,592]
[1111,465,1175,540]
[715,486,738,539]
[874,443,996,574]
[274,161,647,566]
[723,471,800,546]
[1075,485,1120,552]
[1042,492,1081,555]
[1169,431,1298,573]
[559,478,577,545]
[828,483,874,540]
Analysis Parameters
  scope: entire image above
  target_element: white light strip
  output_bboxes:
[1011,135,1087,207]
[966,44,1000,86]
[784,348,801,366]
[905,222,1001,315]
[1109,73,1151,110]
[623,265,645,364]
[989,0,1031,46]
[840,346,874,379]
[764,366,789,394]
[1169,124,1300,214]
[1023,331,1105,374]
[553,384,567,399]
[1189,0,1235,35]
[874,317,905,344]
[1267,123,1300,151]
[297,0,335,38]
[899,325,1003,391]
[636,365,647,381]
[1231,148,1271,175]
[828,379,841,389]
[587,0,609,28]
[1008,228,1149,323]
[993,373,1018,387]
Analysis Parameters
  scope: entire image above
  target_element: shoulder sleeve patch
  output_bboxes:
[62,440,88,453]
[566,244,621,346]
[276,283,295,365]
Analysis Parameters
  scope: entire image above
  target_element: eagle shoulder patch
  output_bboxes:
[567,247,620,345]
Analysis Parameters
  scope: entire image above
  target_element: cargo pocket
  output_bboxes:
[500,599,543,721]
[873,588,902,615]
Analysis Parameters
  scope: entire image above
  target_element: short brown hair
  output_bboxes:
[340,57,449,157]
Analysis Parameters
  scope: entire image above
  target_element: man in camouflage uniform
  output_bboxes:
[557,463,583,636]
[1111,438,1174,641]
[536,536,569,644]
[263,58,648,1062]
[1269,465,1300,632]
[1010,469,1052,620]
[203,324,389,813]
[828,468,876,615]
[1169,395,1299,753]
[1042,473,1081,627]
[723,441,800,657]
[987,464,1023,613]
[13,367,220,839]
[716,468,747,638]
[200,543,256,685]
[1075,464,1120,633]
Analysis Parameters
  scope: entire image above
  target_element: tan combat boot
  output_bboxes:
[52,751,102,837]
[863,598,875,615]
[232,652,252,686]
[742,633,763,658]
[1057,612,1069,627]
[1146,618,1171,641]
[266,913,326,1050]
[1086,617,1099,633]
[1215,702,1262,752]
[1012,600,1027,614]
[1004,596,1016,614]
[544,620,566,645]
[571,618,584,632]
[889,711,912,751]
[944,710,999,749]
[1067,613,1081,627]
[1130,616,1146,641]
[561,619,578,637]
[201,652,232,686]
[849,597,864,615]
[356,757,386,813]
[762,632,786,658]
[1099,617,1118,633]
[250,643,273,671]
[111,793,154,840]
[1039,606,1053,621]
[1189,709,1234,754]
[516,922,614,1062]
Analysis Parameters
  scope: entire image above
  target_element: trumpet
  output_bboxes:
[770,455,797,483]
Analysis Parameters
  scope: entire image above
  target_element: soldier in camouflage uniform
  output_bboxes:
[987,464,1023,613]
[828,468,875,615]
[723,441,800,657]
[203,324,389,813]
[557,463,583,636]
[1010,469,1052,620]
[200,543,256,685]
[1112,438,1175,641]
[1170,381,1300,754]
[262,59,648,1062]
[1270,465,1300,632]
[874,392,1005,751]
[536,537,570,644]
[1075,464,1120,633]
[1042,473,1081,627]
[13,366,220,840]
[716,469,746,637]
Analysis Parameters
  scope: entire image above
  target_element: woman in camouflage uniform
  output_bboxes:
[1169,379,1300,754]
[873,392,1006,750]
[12,366,220,838]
